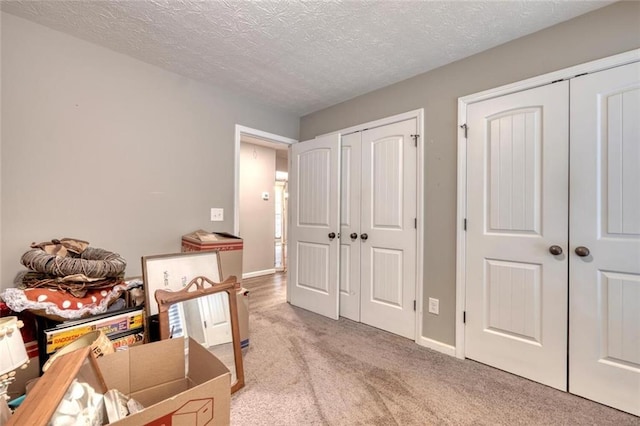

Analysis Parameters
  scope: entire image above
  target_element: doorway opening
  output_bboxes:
[274,172,288,272]
[234,125,296,279]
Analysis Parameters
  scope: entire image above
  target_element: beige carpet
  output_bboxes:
[230,274,638,425]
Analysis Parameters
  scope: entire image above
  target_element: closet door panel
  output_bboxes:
[465,82,569,391]
[360,118,417,339]
[569,61,640,416]
[288,134,341,320]
[339,132,362,321]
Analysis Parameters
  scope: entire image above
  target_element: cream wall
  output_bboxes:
[239,142,276,275]
[275,154,288,173]
[300,1,640,346]
[0,13,299,287]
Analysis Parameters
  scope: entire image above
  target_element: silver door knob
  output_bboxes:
[328,232,336,240]
[549,245,563,255]
[360,233,368,241]
[350,233,358,240]
[575,246,590,257]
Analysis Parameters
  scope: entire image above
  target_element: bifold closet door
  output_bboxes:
[288,134,341,320]
[569,62,640,416]
[359,119,417,339]
[465,82,570,391]
[465,61,640,414]
[339,119,418,339]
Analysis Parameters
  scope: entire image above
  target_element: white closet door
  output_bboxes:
[360,118,417,339]
[288,134,341,319]
[339,132,362,321]
[465,82,569,390]
[569,62,640,415]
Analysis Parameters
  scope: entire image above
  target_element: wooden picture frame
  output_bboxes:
[155,275,245,393]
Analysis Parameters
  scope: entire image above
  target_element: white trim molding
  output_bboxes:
[459,49,640,106]
[242,268,277,280]
[455,98,468,360]
[455,48,640,360]
[419,336,456,357]
[316,108,425,138]
[415,110,426,350]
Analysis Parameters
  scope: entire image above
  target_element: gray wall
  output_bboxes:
[300,1,640,346]
[239,142,276,275]
[0,13,299,287]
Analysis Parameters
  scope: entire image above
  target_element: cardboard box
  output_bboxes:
[98,337,231,425]
[9,338,231,426]
[172,399,213,426]
[182,230,250,347]
[181,230,243,282]
[237,288,249,348]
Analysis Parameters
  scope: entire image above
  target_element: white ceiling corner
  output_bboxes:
[1,0,613,116]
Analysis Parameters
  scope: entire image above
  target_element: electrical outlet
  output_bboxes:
[210,208,224,221]
[428,297,439,315]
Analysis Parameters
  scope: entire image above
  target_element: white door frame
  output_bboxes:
[455,49,640,359]
[317,108,425,345]
[233,125,297,237]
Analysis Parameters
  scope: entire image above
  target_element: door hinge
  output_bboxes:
[414,218,417,229]
[413,300,416,311]
[460,123,468,139]
[204,320,207,328]
[410,134,419,147]
[463,218,467,231]
[463,311,466,324]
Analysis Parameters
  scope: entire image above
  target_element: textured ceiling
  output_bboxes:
[1,1,612,115]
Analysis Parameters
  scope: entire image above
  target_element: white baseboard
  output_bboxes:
[242,269,276,279]
[417,336,456,357]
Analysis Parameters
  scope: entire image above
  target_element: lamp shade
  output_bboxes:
[0,317,28,377]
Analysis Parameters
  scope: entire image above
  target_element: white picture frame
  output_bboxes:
[141,251,222,316]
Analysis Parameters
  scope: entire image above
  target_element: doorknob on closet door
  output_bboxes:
[548,245,563,256]
[350,233,358,240]
[360,233,368,241]
[575,246,590,257]
[328,232,336,240]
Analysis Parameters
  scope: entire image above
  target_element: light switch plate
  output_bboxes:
[428,297,439,315]
[210,208,224,221]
